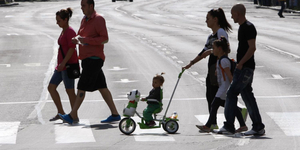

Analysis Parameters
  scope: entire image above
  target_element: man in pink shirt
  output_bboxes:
[59,0,120,124]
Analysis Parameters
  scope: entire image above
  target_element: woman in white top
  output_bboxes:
[197,37,247,133]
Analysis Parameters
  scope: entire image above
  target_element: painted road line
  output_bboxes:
[0,64,11,67]
[131,117,175,142]
[0,122,20,144]
[271,74,285,80]
[55,119,96,143]
[267,112,300,136]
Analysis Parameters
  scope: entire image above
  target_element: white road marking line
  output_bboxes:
[131,117,175,141]
[191,71,199,75]
[55,119,96,143]
[265,45,300,59]
[0,64,11,67]
[24,63,41,67]
[171,56,178,59]
[176,60,183,64]
[7,33,19,36]
[114,79,138,83]
[271,74,285,80]
[0,122,20,144]
[27,33,58,124]
[267,112,300,136]
[108,66,128,71]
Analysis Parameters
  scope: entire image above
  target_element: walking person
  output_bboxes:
[278,0,286,18]
[183,8,232,130]
[220,4,265,135]
[59,0,120,124]
[197,37,247,133]
[48,8,78,122]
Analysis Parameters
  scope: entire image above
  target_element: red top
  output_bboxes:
[57,26,79,70]
[77,11,109,60]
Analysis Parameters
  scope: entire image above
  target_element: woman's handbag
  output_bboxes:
[59,45,80,79]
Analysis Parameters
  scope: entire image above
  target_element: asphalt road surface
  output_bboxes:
[0,0,300,149]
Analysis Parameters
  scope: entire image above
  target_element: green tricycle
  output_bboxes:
[119,70,185,135]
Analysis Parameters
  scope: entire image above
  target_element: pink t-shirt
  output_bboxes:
[56,26,79,70]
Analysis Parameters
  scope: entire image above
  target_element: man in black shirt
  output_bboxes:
[220,4,265,135]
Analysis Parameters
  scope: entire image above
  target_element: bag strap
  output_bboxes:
[218,55,229,81]
[59,44,66,59]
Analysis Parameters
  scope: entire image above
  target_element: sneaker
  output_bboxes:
[101,115,121,123]
[210,124,219,130]
[241,108,248,122]
[196,125,211,133]
[236,126,248,133]
[217,126,234,134]
[244,128,265,136]
[59,114,73,124]
[49,114,61,121]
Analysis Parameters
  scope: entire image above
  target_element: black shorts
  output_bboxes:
[77,58,107,92]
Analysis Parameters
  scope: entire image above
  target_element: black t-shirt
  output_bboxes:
[237,20,256,69]
[198,33,218,73]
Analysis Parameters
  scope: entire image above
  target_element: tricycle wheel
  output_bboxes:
[164,120,179,134]
[119,118,136,135]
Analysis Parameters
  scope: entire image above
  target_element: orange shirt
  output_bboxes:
[78,11,109,60]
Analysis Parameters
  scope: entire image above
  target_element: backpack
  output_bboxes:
[218,55,236,81]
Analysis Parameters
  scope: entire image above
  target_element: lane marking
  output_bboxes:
[108,66,128,71]
[114,79,138,83]
[267,112,300,136]
[270,74,285,80]
[131,117,175,141]
[0,122,20,144]
[24,63,41,67]
[265,45,300,59]
[0,64,11,67]
[55,119,96,143]
[3,95,300,105]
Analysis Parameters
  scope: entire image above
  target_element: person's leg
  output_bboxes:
[61,70,76,108]
[235,106,246,127]
[48,70,65,115]
[224,68,248,133]
[99,88,119,115]
[48,84,65,115]
[69,90,86,119]
[205,97,223,127]
[278,1,285,17]
[240,73,265,132]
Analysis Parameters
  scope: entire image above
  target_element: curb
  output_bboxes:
[256,5,300,14]
[0,3,19,6]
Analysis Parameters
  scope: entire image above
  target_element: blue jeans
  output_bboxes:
[224,68,265,133]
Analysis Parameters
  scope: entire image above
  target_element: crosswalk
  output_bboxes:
[1,112,300,145]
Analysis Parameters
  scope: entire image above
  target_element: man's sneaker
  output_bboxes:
[49,114,61,121]
[244,128,265,136]
[210,124,219,130]
[196,125,211,133]
[217,126,234,135]
[59,114,73,124]
[236,126,248,133]
[241,108,248,122]
[101,115,121,123]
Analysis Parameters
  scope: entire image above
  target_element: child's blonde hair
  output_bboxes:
[153,72,165,85]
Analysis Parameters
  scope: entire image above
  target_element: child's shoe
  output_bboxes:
[210,124,219,130]
[147,121,156,127]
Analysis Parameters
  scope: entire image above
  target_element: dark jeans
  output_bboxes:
[279,1,285,15]
[224,68,265,133]
[205,97,246,128]
[206,76,219,124]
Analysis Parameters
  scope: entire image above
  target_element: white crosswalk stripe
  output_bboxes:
[0,122,20,144]
[267,112,300,136]
[54,119,96,143]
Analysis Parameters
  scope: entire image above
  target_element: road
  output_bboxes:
[0,0,300,149]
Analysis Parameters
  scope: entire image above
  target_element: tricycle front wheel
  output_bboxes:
[164,120,179,134]
[119,118,136,135]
